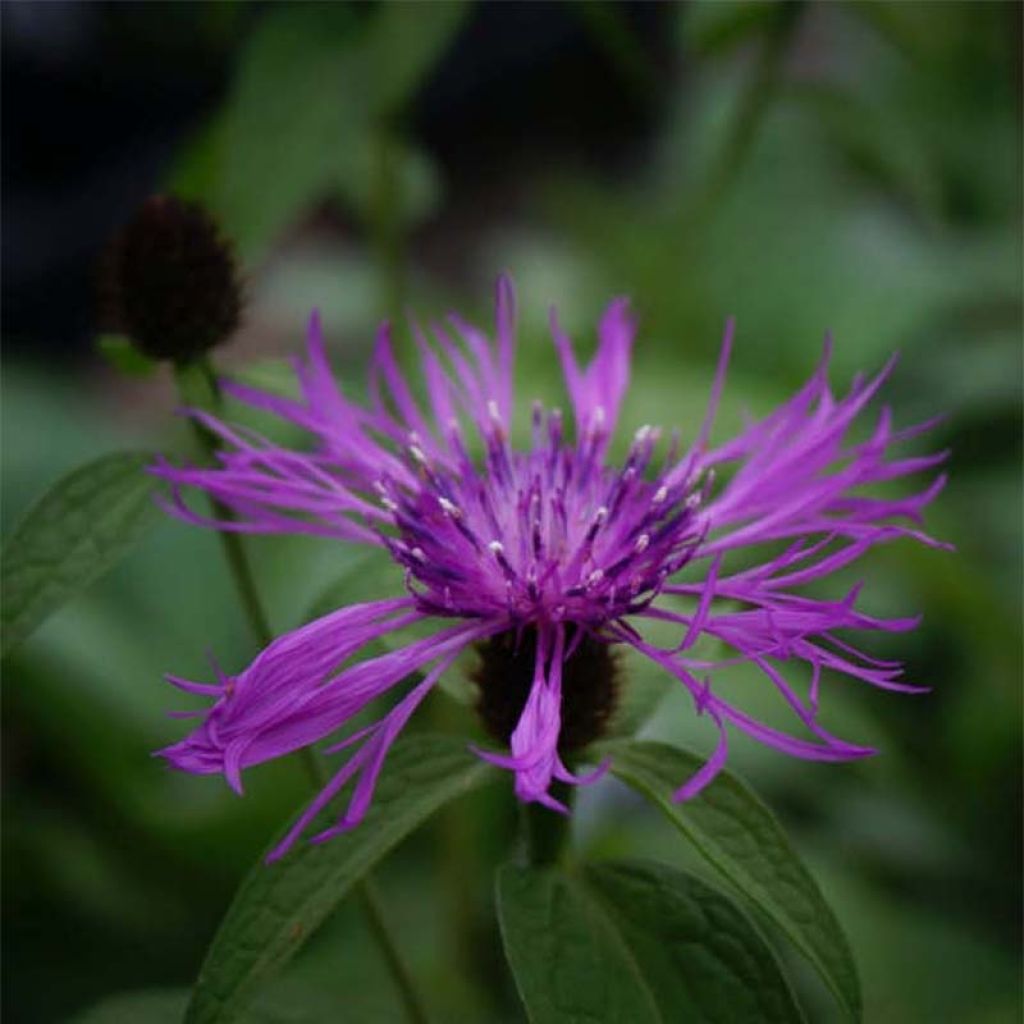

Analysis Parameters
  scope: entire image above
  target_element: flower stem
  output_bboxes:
[173,357,431,1024]
[357,878,432,1024]
[370,120,410,323]
[174,360,273,647]
[522,781,574,867]
[292,746,431,1024]
[695,0,804,216]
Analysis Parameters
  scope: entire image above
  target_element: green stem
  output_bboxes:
[175,361,273,647]
[370,121,406,319]
[694,0,804,217]
[357,878,432,1024]
[173,357,430,1024]
[293,745,430,1023]
[522,780,574,867]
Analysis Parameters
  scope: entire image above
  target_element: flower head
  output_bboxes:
[153,277,947,860]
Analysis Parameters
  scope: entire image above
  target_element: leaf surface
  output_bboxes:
[2,451,160,657]
[186,734,493,1024]
[497,858,803,1023]
[603,740,861,1020]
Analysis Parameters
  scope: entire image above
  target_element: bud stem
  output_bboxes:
[174,361,274,646]
[173,357,430,1024]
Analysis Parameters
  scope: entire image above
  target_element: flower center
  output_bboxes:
[377,407,707,624]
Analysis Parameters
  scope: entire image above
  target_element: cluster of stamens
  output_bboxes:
[373,401,710,624]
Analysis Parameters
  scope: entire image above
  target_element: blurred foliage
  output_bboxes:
[3,1,1020,1022]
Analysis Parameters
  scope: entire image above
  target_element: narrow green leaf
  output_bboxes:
[1,452,160,658]
[214,4,367,260]
[602,740,861,1020]
[367,1,469,116]
[497,858,803,1023]
[683,0,780,56]
[186,734,494,1024]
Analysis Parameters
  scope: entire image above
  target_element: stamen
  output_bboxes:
[489,539,517,579]
[438,497,462,518]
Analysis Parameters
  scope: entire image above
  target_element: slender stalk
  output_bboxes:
[357,878,432,1024]
[173,356,430,1024]
[175,361,273,646]
[370,122,402,317]
[522,780,574,867]
[293,745,431,1024]
[694,0,804,217]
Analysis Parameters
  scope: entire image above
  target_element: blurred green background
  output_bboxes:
[2,2,1020,1022]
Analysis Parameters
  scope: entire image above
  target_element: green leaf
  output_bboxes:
[186,733,494,1024]
[497,858,803,1023]
[365,0,469,117]
[95,335,159,377]
[601,740,861,1020]
[683,0,781,56]
[200,1,465,262]
[1,452,160,658]
[213,4,367,261]
[334,136,443,231]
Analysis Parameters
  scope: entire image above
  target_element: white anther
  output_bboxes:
[634,424,652,444]
[587,569,605,587]
[594,506,609,524]
[438,497,461,518]
[408,445,428,466]
[487,399,502,423]
[634,533,650,554]
[380,497,398,512]
[593,406,606,427]
[653,485,668,505]
[411,547,427,563]
[488,540,506,556]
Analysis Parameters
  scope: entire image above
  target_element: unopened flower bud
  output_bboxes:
[100,195,241,363]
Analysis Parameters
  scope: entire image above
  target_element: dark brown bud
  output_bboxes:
[99,195,241,363]
[471,627,619,753]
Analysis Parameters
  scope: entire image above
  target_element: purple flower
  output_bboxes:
[153,277,947,860]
